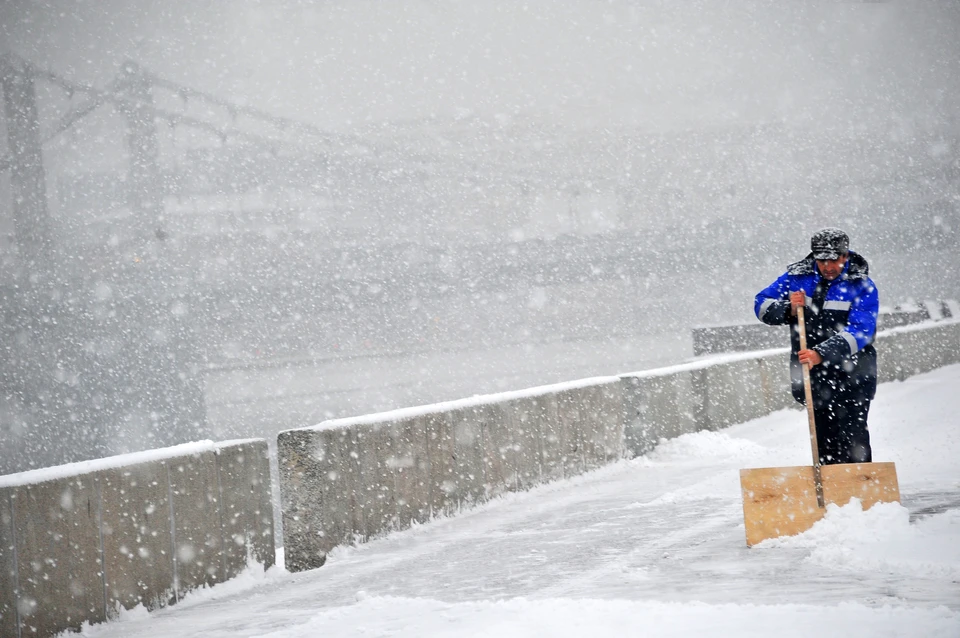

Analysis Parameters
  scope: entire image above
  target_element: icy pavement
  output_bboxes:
[74,365,960,638]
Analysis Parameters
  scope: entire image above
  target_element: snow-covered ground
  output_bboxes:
[71,364,960,638]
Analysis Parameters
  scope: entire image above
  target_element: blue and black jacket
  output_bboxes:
[754,251,879,405]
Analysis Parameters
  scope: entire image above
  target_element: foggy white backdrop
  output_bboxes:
[1,1,959,473]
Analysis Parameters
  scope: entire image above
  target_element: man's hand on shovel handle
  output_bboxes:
[798,349,823,367]
[790,290,806,317]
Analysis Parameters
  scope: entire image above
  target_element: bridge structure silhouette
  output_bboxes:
[0,53,370,473]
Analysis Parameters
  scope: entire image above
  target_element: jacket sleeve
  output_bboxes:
[754,273,793,325]
[813,279,879,364]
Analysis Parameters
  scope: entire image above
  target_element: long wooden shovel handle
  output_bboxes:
[797,304,825,509]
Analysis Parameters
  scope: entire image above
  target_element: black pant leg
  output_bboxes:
[813,401,842,465]
[811,375,842,465]
[814,389,872,465]
[834,393,872,464]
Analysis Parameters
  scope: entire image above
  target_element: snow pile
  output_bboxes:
[254,596,959,638]
[761,499,960,580]
[173,558,289,610]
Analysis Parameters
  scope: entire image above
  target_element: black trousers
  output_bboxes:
[811,379,873,465]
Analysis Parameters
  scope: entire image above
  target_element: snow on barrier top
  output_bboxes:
[619,346,790,378]
[0,440,218,488]
[283,374,622,433]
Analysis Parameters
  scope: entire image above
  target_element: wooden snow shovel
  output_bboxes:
[739,304,901,547]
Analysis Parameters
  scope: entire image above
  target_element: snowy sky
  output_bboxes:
[2,0,959,495]
[74,363,960,638]
[3,1,959,132]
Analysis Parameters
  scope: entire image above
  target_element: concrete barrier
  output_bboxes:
[99,460,174,613]
[281,323,960,572]
[0,439,274,638]
[486,398,539,494]
[555,387,587,478]
[430,407,487,513]
[422,412,456,517]
[877,321,960,382]
[697,357,768,431]
[278,377,623,572]
[3,322,958,632]
[390,416,432,529]
[216,440,276,581]
[168,452,222,599]
[756,351,794,412]
[620,350,790,456]
[1,489,16,638]
[10,474,103,637]
[620,370,699,455]
[691,307,938,356]
[355,422,397,539]
[278,427,350,572]
[621,321,960,457]
[1,490,16,638]
[586,381,624,467]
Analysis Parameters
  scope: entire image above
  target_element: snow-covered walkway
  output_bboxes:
[76,365,960,637]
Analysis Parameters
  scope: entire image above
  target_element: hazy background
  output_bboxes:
[1,0,959,474]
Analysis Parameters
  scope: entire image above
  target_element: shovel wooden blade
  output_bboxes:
[739,462,900,547]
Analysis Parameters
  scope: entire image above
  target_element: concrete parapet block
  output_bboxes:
[277,429,324,572]
[391,417,431,527]
[422,413,456,517]
[897,330,935,378]
[359,421,414,538]
[943,323,960,366]
[945,300,960,319]
[620,372,698,456]
[756,352,794,412]
[168,451,222,599]
[576,384,606,471]
[342,427,369,541]
[0,439,268,634]
[278,427,349,572]
[599,380,626,463]
[443,407,489,509]
[576,380,624,469]
[476,404,510,499]
[555,388,586,478]
[99,460,174,614]
[699,358,766,431]
[876,323,960,382]
[489,398,541,494]
[423,410,487,517]
[510,398,541,488]
[354,423,398,541]
[689,368,710,432]
[11,475,104,636]
[514,397,550,487]
[534,393,564,483]
[875,331,903,383]
[215,440,276,581]
[919,324,956,371]
[0,488,16,638]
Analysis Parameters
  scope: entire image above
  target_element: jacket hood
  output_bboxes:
[786,250,869,281]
